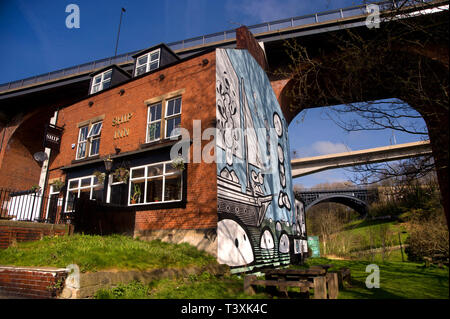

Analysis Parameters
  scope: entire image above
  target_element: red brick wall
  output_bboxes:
[0,266,68,299]
[48,51,218,233]
[236,26,268,70]
[0,107,57,191]
[0,135,42,190]
[0,220,72,249]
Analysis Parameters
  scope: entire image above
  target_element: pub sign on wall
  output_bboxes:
[43,124,64,152]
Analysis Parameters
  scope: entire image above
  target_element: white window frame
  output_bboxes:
[76,121,103,160]
[87,121,103,157]
[90,69,112,94]
[128,160,183,206]
[76,125,89,160]
[146,102,162,143]
[135,49,161,76]
[65,175,103,212]
[45,185,63,220]
[164,96,182,139]
[106,174,127,204]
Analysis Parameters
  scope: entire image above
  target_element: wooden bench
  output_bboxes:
[244,268,339,299]
[336,267,351,288]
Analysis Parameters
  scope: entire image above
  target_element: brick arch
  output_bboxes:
[272,47,449,227]
[0,106,56,190]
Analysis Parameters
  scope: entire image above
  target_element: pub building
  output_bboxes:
[44,36,307,272]
[45,43,218,254]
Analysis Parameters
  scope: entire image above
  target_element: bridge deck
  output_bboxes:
[0,0,442,94]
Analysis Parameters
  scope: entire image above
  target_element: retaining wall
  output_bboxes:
[0,220,73,249]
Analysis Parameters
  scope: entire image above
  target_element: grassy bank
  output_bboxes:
[296,257,449,299]
[0,234,217,272]
[317,218,410,259]
[95,272,269,299]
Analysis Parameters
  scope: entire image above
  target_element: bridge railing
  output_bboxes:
[0,0,437,93]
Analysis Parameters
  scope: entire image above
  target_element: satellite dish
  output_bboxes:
[33,151,48,162]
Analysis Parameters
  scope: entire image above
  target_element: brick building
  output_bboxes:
[45,44,219,254]
[2,31,307,272]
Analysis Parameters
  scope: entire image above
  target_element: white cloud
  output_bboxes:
[312,141,351,155]
[225,0,308,23]
[293,140,351,158]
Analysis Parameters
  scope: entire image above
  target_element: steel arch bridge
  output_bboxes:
[294,188,379,215]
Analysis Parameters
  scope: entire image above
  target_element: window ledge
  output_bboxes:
[70,155,101,165]
[130,200,187,211]
[139,136,185,150]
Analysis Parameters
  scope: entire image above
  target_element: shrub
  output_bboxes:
[404,209,449,262]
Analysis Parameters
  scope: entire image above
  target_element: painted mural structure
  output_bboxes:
[215,48,307,273]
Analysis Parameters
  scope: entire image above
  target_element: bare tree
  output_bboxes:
[277,0,449,226]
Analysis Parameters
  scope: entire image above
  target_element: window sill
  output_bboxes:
[129,200,186,211]
[71,155,101,165]
[139,136,184,150]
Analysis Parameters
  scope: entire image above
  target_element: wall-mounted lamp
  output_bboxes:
[88,101,94,107]
[103,156,113,173]
[119,89,125,96]
[159,74,165,81]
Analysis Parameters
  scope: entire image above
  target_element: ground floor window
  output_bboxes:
[65,175,103,211]
[106,174,128,206]
[129,161,182,205]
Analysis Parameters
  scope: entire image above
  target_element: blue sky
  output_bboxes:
[0,0,427,188]
[0,0,360,83]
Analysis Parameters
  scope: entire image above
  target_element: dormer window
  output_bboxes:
[135,49,160,76]
[90,70,112,94]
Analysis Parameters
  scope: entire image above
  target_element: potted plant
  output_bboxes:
[130,184,141,204]
[93,170,106,184]
[113,167,129,183]
[171,156,185,171]
[52,179,64,192]
[30,185,41,193]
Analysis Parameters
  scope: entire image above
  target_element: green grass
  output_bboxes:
[294,257,449,299]
[2,234,447,299]
[343,219,408,248]
[0,234,217,272]
[319,219,410,258]
[94,272,270,299]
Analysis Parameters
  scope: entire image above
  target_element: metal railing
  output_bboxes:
[0,188,73,224]
[0,0,438,93]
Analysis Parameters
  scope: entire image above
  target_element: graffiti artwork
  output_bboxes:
[216,48,300,273]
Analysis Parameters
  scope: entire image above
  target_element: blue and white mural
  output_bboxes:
[215,48,300,272]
